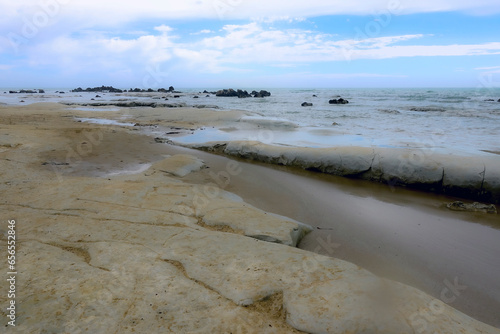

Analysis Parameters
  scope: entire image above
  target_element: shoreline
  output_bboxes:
[1,102,499,332]
[183,140,500,204]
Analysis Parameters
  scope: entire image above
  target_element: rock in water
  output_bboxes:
[447,201,497,214]
[329,98,349,104]
[301,102,313,107]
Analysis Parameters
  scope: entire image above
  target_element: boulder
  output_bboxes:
[301,102,313,107]
[216,89,237,97]
[38,89,45,93]
[169,86,175,92]
[253,90,271,98]
[193,96,199,99]
[237,89,251,98]
[329,98,349,104]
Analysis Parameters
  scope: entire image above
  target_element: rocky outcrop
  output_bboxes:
[62,102,188,108]
[252,90,271,97]
[215,89,251,98]
[2,105,500,333]
[216,89,271,98]
[9,89,44,94]
[301,102,313,107]
[329,98,349,104]
[189,141,500,204]
[71,86,124,93]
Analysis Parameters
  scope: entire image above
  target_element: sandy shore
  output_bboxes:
[1,102,499,333]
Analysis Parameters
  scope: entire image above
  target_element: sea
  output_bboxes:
[2,87,500,156]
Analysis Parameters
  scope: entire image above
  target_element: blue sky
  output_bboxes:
[0,0,499,88]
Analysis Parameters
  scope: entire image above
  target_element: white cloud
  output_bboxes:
[475,66,500,70]
[154,25,174,33]
[3,21,500,82]
[0,0,499,37]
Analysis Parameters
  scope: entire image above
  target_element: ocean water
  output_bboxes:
[2,87,500,156]
[178,88,500,156]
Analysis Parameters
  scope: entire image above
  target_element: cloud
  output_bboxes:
[475,66,500,70]
[154,25,174,33]
[1,0,499,38]
[7,22,500,78]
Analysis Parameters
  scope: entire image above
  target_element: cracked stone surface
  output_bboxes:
[1,104,499,333]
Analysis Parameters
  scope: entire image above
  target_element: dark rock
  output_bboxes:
[216,89,238,97]
[71,86,123,93]
[193,96,199,99]
[174,95,180,98]
[206,95,210,98]
[409,107,446,112]
[237,89,251,98]
[59,91,65,94]
[91,98,95,100]
[9,91,17,94]
[485,99,495,102]
[20,100,25,103]
[203,90,209,94]
[301,102,313,107]
[446,201,497,214]
[192,105,219,109]
[95,95,101,98]
[216,88,265,98]
[329,98,349,104]
[312,95,317,97]
[498,99,500,102]
[168,86,175,92]
[38,89,45,93]
[20,90,37,94]
[332,122,340,126]
[253,90,271,98]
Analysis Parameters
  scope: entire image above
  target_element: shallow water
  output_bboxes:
[3,87,500,156]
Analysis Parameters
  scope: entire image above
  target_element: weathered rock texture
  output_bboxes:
[190,141,500,204]
[0,103,499,333]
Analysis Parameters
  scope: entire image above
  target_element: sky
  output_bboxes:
[0,0,499,88]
